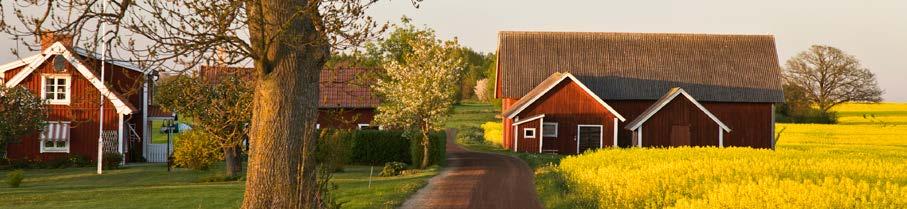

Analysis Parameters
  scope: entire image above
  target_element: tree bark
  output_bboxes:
[420,126,430,169]
[242,1,328,208]
[224,145,242,178]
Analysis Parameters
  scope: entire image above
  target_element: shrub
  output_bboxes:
[316,129,353,172]
[102,152,124,170]
[481,122,503,146]
[66,154,91,167]
[173,131,223,170]
[776,106,838,124]
[379,162,408,177]
[348,130,412,165]
[456,126,484,144]
[409,132,446,167]
[6,169,24,188]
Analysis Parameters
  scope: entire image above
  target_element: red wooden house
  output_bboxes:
[199,66,380,130]
[0,34,168,162]
[496,32,784,154]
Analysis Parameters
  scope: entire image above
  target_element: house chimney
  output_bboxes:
[40,32,74,50]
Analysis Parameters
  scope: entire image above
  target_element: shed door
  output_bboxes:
[577,126,601,153]
[670,125,691,146]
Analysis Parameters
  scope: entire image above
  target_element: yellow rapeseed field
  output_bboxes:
[556,103,907,209]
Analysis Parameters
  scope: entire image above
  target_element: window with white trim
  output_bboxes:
[40,121,71,153]
[42,75,71,105]
[523,128,537,138]
[358,124,379,130]
[542,122,558,137]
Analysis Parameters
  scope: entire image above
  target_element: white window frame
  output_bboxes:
[542,122,558,137]
[41,74,71,105]
[40,121,71,153]
[316,124,321,130]
[523,128,537,139]
[357,123,370,130]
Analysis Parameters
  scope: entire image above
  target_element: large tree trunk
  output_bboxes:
[224,145,242,178]
[242,1,328,208]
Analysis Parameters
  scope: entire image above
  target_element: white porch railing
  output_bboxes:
[144,143,172,163]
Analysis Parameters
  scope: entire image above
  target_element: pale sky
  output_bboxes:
[2,0,905,101]
[365,0,907,102]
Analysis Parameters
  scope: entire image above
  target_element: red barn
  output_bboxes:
[1,34,162,162]
[496,32,784,154]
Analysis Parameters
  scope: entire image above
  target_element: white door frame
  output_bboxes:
[576,124,604,153]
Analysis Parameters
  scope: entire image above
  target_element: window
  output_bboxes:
[358,124,379,130]
[40,121,71,153]
[316,124,321,130]
[42,75,71,105]
[523,128,537,138]
[543,122,558,137]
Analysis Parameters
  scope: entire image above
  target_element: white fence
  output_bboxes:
[144,143,172,163]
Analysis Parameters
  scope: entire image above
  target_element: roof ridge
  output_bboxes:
[498,31,775,38]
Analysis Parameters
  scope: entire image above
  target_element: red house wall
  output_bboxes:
[317,108,376,129]
[640,97,720,147]
[512,80,617,154]
[514,119,540,153]
[4,54,146,162]
[610,101,774,148]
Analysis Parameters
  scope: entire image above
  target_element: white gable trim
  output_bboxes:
[512,114,545,126]
[0,54,43,74]
[505,73,626,121]
[625,88,731,132]
[5,42,135,115]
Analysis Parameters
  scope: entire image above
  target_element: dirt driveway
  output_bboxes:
[399,136,543,209]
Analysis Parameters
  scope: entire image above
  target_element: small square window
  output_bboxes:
[543,123,558,137]
[524,128,537,138]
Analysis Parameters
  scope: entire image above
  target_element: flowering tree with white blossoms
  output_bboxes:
[373,33,463,169]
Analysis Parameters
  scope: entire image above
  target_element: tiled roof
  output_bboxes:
[497,31,784,103]
[198,66,379,108]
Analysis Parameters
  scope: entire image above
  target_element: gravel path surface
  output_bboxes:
[400,138,543,209]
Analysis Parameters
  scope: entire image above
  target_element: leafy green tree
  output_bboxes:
[0,86,47,158]
[155,73,252,178]
[372,31,463,169]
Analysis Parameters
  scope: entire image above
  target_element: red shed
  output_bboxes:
[503,72,625,154]
[624,88,732,147]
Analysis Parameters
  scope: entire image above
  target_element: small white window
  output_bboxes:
[358,124,378,130]
[543,122,558,137]
[40,121,71,153]
[41,74,71,105]
[524,128,537,138]
[316,124,321,130]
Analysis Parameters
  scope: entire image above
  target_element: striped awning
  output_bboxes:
[40,122,71,141]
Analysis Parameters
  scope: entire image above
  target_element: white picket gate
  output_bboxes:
[144,143,172,163]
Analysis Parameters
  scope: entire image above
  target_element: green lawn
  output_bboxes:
[445,102,499,129]
[0,164,437,209]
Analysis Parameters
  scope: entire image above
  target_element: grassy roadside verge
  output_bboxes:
[0,164,436,209]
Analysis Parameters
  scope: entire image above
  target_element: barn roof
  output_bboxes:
[199,66,380,108]
[496,31,784,103]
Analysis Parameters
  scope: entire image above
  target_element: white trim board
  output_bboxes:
[505,73,626,121]
[624,88,731,132]
[512,114,545,126]
[3,42,136,114]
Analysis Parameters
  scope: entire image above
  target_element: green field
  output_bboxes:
[0,164,436,209]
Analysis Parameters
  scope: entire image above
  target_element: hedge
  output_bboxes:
[335,130,445,167]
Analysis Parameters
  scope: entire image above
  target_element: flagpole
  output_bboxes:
[97,0,107,175]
